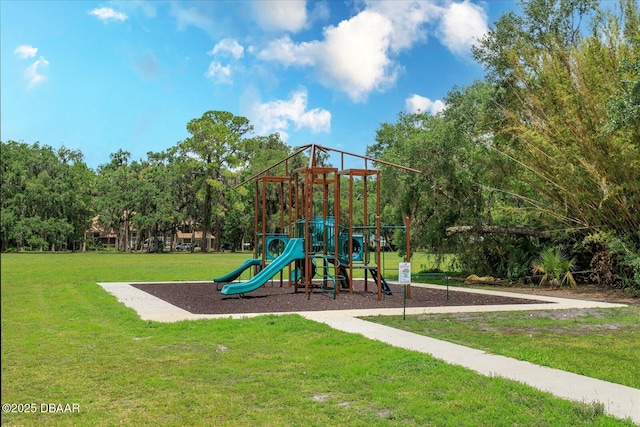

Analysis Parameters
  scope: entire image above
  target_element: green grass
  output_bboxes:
[363,308,640,389]
[371,250,455,281]
[1,252,636,426]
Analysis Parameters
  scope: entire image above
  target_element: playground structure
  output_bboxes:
[215,144,420,300]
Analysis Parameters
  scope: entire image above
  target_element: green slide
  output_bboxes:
[213,258,262,283]
[221,238,305,296]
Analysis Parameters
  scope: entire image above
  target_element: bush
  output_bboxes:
[531,248,577,288]
[583,233,640,291]
[455,234,540,282]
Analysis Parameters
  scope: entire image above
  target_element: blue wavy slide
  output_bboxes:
[213,258,262,283]
[220,238,305,296]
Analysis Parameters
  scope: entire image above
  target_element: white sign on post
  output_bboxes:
[398,262,411,285]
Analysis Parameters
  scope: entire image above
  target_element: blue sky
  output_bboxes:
[1,1,518,170]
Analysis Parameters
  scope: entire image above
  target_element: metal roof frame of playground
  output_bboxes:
[237,143,421,188]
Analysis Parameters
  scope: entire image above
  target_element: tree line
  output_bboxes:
[369,0,639,288]
[1,111,297,254]
[1,0,638,288]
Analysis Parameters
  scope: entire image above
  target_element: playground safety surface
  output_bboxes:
[132,280,548,315]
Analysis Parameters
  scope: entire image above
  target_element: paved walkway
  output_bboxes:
[98,282,639,424]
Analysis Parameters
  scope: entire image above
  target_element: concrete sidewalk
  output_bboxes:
[302,312,639,425]
[98,281,639,424]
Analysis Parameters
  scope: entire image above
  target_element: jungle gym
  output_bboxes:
[215,144,420,301]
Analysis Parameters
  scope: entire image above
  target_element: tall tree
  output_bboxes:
[139,149,187,252]
[369,79,554,277]
[473,0,640,237]
[179,111,253,252]
[1,141,94,252]
[369,86,490,252]
[96,150,137,251]
[220,134,281,249]
[472,0,640,284]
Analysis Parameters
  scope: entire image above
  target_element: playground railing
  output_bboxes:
[310,254,346,300]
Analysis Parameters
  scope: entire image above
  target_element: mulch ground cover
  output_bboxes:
[132,280,550,315]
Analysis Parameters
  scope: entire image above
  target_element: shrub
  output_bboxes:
[583,232,640,291]
[532,248,577,288]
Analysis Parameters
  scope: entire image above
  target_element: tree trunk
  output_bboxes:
[214,215,221,252]
[202,185,211,253]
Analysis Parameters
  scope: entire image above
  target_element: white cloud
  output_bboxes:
[118,0,157,18]
[205,61,233,84]
[258,10,399,102]
[253,0,308,33]
[405,94,446,115]
[89,7,128,22]
[247,89,331,138]
[437,1,488,56]
[171,4,215,35]
[257,35,318,67]
[309,1,330,22]
[257,3,443,102]
[137,1,157,18]
[209,39,244,59]
[364,1,441,52]
[318,10,398,103]
[206,39,244,84]
[24,57,49,88]
[14,45,38,59]
[256,1,488,102]
[14,45,48,88]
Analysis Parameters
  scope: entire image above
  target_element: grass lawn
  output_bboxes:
[363,308,640,389]
[1,252,636,426]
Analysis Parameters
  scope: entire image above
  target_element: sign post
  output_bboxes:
[398,262,411,320]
